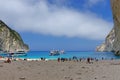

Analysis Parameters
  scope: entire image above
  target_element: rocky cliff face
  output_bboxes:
[0,20,29,52]
[96,28,115,52]
[96,0,120,55]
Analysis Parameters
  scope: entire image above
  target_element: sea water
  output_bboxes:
[6,51,120,60]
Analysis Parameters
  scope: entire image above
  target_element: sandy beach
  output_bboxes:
[0,59,120,80]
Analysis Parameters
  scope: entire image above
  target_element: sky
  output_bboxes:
[0,0,113,51]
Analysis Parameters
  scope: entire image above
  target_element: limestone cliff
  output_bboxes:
[97,0,120,55]
[96,28,115,52]
[0,20,29,52]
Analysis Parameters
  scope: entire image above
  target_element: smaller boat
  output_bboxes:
[49,49,65,56]
[50,50,60,56]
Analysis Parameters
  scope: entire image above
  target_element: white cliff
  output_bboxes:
[0,20,29,52]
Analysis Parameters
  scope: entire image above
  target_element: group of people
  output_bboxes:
[57,56,99,63]
[0,56,11,63]
[1,56,114,63]
[4,58,11,63]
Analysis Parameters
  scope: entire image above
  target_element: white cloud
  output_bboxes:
[0,0,112,40]
[85,0,105,7]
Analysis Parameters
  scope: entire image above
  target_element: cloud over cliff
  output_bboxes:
[0,0,112,40]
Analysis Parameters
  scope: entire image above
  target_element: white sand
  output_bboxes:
[0,60,120,80]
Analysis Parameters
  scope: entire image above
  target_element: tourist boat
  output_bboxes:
[50,50,65,56]
[14,51,27,56]
[8,50,27,57]
[50,50,60,56]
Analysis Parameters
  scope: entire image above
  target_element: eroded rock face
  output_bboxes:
[0,20,29,52]
[97,0,120,55]
[96,28,115,52]
[111,0,120,55]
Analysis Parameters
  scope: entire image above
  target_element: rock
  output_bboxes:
[96,0,120,55]
[96,28,115,52]
[0,20,29,52]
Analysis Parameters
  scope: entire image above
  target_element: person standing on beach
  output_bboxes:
[87,58,90,63]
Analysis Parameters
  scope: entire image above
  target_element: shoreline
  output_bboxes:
[0,51,116,60]
[0,55,115,62]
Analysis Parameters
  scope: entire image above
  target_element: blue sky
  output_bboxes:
[0,0,113,51]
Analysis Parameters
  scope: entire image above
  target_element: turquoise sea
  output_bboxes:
[1,51,120,60]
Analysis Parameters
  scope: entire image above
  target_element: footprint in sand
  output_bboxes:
[19,77,26,80]
[102,76,106,78]
[77,77,82,80]
[64,76,73,80]
[0,65,3,67]
[76,72,82,75]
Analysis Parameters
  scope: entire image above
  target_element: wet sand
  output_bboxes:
[0,60,120,80]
